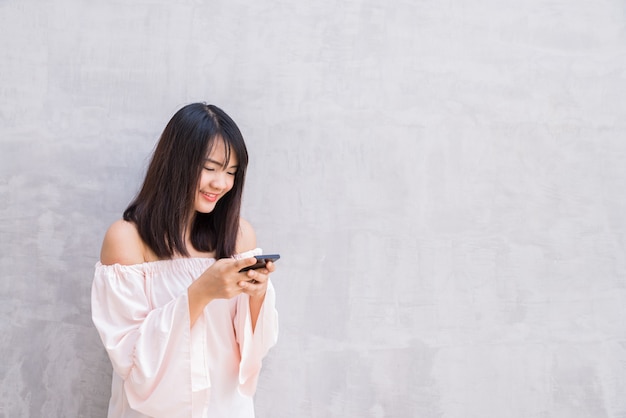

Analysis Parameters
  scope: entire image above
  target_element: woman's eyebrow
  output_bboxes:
[205,158,238,169]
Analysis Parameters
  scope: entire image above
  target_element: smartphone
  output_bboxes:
[239,254,281,272]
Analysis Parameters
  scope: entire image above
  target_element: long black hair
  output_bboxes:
[123,103,249,259]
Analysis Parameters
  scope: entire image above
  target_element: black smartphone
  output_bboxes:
[239,254,281,272]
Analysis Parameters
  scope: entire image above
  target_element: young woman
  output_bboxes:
[91,103,279,417]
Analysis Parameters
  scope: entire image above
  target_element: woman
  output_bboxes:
[91,103,279,417]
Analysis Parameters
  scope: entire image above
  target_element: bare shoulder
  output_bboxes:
[100,219,146,265]
[236,217,258,254]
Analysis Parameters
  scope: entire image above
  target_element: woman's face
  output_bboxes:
[194,138,238,214]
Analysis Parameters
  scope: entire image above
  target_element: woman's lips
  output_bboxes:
[201,191,218,202]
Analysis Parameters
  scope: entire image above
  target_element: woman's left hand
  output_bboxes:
[240,260,275,331]
[238,260,275,298]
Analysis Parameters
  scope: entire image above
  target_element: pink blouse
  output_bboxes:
[91,249,279,418]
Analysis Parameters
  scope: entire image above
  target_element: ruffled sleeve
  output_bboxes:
[233,280,279,397]
[91,262,192,417]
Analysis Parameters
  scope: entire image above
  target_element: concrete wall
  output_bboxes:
[1,0,626,417]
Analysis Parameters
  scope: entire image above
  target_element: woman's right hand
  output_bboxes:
[198,257,259,300]
[187,257,258,326]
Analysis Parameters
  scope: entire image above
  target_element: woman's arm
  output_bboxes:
[236,218,273,332]
[232,219,279,396]
[95,221,193,415]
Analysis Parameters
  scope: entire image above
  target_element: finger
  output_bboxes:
[238,279,261,288]
[246,269,262,279]
[235,256,258,272]
[247,269,269,283]
[265,261,276,273]
[239,280,266,295]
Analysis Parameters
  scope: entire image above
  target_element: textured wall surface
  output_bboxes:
[1,1,626,417]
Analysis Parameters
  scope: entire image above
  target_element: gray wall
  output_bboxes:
[1,1,626,417]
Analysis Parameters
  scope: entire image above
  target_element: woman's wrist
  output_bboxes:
[188,280,213,326]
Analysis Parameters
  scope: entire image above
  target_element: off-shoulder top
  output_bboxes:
[91,249,279,418]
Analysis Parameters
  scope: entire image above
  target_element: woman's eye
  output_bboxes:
[204,167,215,172]
[227,171,237,176]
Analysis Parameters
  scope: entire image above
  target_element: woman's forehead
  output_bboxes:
[206,137,238,166]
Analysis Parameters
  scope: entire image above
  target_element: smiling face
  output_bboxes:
[194,137,238,214]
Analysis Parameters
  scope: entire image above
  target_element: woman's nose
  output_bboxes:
[210,172,228,189]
